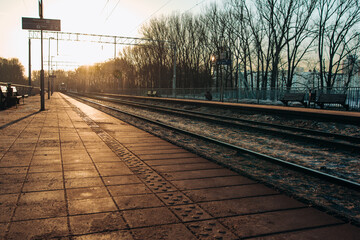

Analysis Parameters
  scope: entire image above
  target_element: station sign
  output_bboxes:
[217,59,232,65]
[22,17,61,31]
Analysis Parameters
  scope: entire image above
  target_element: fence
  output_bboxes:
[102,87,360,111]
[0,82,40,96]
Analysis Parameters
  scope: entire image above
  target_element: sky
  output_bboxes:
[0,0,221,76]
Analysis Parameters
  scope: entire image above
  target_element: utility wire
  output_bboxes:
[128,0,174,35]
[185,0,209,13]
[105,0,121,22]
[100,0,110,15]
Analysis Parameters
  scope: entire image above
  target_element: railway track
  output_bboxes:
[86,92,360,153]
[68,92,360,192]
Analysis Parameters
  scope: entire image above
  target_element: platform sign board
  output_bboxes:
[22,17,61,31]
[217,59,231,65]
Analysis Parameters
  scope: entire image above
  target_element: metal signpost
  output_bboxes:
[22,0,61,111]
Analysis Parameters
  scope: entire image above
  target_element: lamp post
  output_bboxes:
[48,37,54,99]
[40,0,44,110]
[51,55,55,95]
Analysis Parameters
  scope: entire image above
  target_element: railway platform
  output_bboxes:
[113,94,360,125]
[0,93,359,239]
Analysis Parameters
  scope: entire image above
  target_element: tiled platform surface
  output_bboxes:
[0,93,359,239]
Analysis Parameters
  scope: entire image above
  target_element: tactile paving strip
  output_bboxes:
[64,97,238,238]
[66,102,182,196]
[186,220,238,239]
[170,204,211,222]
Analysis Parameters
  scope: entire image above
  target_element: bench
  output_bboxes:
[280,93,307,107]
[316,93,349,110]
[0,86,6,109]
[147,90,158,97]
[0,85,26,109]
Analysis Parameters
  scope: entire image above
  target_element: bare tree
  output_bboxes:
[254,0,317,98]
[316,0,360,90]
[285,0,317,90]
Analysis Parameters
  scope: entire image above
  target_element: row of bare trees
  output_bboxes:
[65,0,360,93]
[0,58,27,85]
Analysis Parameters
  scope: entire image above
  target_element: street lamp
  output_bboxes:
[51,55,55,95]
[48,37,54,99]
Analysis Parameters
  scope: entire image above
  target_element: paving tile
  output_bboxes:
[98,168,133,176]
[0,159,31,167]
[218,208,343,238]
[22,179,64,192]
[139,153,199,160]
[13,201,67,220]
[89,153,118,161]
[131,223,197,240]
[171,175,255,190]
[10,143,36,151]
[2,150,34,160]
[199,195,305,217]
[126,143,175,149]
[67,187,110,200]
[108,184,152,196]
[7,217,69,239]
[123,207,179,228]
[26,172,63,182]
[184,184,277,202]
[157,192,193,206]
[68,198,117,215]
[31,153,61,161]
[30,159,62,166]
[252,224,360,240]
[0,166,28,175]
[0,223,8,239]
[28,164,62,173]
[185,220,238,239]
[19,190,65,204]
[152,162,222,173]
[103,175,141,186]
[34,150,61,156]
[170,204,212,222]
[37,139,60,147]
[0,205,15,222]
[133,149,189,155]
[113,194,164,210]
[163,169,237,180]
[62,163,96,171]
[127,145,181,151]
[65,177,104,189]
[62,155,92,164]
[73,230,133,240]
[64,170,99,179]
[0,174,26,183]
[145,157,209,166]
[0,183,23,194]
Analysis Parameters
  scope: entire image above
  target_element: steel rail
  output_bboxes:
[85,93,360,152]
[70,93,360,192]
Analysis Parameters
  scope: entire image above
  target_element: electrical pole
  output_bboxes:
[39,0,45,110]
[28,39,31,86]
[48,37,53,99]
[172,43,176,97]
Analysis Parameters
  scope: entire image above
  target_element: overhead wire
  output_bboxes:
[128,0,174,35]
[105,0,122,22]
[184,0,209,13]
[100,0,110,15]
